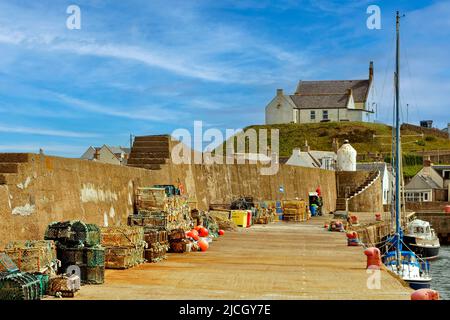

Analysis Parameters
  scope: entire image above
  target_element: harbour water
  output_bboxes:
[430,245,450,300]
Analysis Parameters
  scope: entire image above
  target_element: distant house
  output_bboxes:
[285,142,336,170]
[81,145,130,165]
[405,161,450,202]
[357,162,393,205]
[265,61,375,124]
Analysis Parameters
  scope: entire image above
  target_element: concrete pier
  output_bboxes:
[63,218,412,300]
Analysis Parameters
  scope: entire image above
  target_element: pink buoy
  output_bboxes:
[411,289,439,300]
[364,247,381,269]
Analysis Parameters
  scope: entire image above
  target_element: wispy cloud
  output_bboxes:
[0,124,99,138]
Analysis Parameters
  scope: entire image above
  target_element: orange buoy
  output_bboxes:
[375,213,382,221]
[411,289,439,300]
[191,229,199,237]
[218,230,225,236]
[199,227,209,237]
[194,225,202,231]
[198,239,209,252]
[364,247,381,269]
[444,205,450,214]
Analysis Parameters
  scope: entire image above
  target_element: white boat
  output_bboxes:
[403,219,440,260]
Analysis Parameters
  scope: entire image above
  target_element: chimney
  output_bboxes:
[94,148,100,160]
[302,140,310,152]
[332,138,339,153]
[369,61,374,82]
[276,88,283,96]
[423,155,432,168]
[347,88,353,96]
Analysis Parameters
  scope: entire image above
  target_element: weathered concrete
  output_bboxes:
[60,219,411,300]
[0,154,338,246]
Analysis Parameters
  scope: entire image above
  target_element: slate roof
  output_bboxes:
[295,79,371,102]
[289,93,350,109]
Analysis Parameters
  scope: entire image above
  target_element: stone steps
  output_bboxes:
[0,153,30,163]
[0,163,19,174]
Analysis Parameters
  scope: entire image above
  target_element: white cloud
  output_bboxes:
[0,124,99,138]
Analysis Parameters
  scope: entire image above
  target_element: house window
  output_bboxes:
[310,111,316,120]
[443,170,450,180]
[322,110,329,120]
[423,192,429,202]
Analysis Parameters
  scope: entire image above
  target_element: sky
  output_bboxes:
[0,0,449,157]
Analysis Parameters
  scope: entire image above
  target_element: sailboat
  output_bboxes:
[383,12,432,290]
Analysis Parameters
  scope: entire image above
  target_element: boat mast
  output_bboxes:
[395,11,402,267]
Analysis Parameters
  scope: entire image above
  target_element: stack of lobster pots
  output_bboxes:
[282,200,308,222]
[100,226,146,269]
[129,187,190,259]
[168,228,191,253]
[44,220,105,285]
[0,252,43,300]
[1,240,59,298]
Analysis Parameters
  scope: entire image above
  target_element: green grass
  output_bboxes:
[220,122,450,158]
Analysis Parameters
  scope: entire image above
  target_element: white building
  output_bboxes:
[265,62,375,124]
[81,145,130,165]
[285,142,336,170]
[405,162,450,202]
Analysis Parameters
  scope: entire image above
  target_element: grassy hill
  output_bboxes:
[220,122,450,178]
[238,122,450,157]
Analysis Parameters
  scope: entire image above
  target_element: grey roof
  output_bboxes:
[289,93,350,109]
[295,79,371,103]
[106,146,130,154]
[357,162,387,175]
[418,175,441,189]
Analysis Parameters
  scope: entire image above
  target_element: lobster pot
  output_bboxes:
[169,239,189,253]
[35,274,50,296]
[169,229,186,242]
[135,187,167,211]
[79,266,104,285]
[101,226,144,247]
[4,240,58,274]
[104,245,145,269]
[48,274,80,297]
[128,212,168,229]
[45,221,101,247]
[282,200,307,222]
[57,246,105,271]
[144,242,169,263]
[144,228,168,245]
[0,272,41,300]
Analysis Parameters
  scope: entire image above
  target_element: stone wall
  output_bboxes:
[348,177,383,212]
[0,154,337,246]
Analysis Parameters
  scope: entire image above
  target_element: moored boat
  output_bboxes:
[403,219,440,260]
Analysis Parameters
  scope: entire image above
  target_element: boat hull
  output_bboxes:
[406,279,431,290]
[403,235,440,260]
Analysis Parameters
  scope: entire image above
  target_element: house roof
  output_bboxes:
[289,93,350,110]
[431,165,450,177]
[418,175,441,189]
[295,79,371,103]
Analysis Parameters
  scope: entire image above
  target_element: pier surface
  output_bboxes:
[66,218,412,300]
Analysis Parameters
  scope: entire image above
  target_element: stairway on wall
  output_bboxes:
[335,171,380,211]
[127,135,171,170]
[0,153,30,185]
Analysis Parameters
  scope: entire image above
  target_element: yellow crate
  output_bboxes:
[231,210,248,227]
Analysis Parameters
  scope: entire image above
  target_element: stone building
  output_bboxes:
[265,62,375,124]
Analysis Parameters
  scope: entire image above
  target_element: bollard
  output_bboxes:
[411,289,439,300]
[364,247,381,269]
[375,213,382,221]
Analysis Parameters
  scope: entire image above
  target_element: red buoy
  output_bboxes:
[199,227,209,237]
[218,230,225,236]
[411,289,439,300]
[198,239,209,252]
[364,247,381,269]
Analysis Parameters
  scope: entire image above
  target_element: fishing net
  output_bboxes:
[45,221,101,247]
[3,240,58,274]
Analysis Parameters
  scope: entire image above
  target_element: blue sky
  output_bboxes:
[0,0,449,157]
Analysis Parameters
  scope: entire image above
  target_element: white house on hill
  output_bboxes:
[265,62,375,124]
